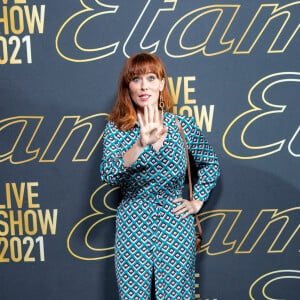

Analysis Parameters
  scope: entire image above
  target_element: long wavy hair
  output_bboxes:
[108,52,173,131]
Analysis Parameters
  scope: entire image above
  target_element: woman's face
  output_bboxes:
[128,72,164,111]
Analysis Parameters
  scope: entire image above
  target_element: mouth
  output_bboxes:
[139,94,151,101]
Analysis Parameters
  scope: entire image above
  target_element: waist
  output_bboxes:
[122,188,182,205]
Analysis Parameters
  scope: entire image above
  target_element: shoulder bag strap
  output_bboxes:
[174,116,203,237]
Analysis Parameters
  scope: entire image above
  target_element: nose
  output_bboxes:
[141,78,148,90]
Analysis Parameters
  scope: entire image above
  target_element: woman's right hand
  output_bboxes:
[137,105,167,147]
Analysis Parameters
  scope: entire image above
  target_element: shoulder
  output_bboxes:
[103,120,125,140]
[169,113,203,146]
[170,113,198,132]
[104,120,138,147]
[165,111,192,124]
[104,120,118,129]
[104,120,117,135]
[105,120,133,133]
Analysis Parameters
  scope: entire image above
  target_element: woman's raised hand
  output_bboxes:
[137,106,167,147]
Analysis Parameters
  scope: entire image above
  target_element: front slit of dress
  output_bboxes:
[150,268,156,299]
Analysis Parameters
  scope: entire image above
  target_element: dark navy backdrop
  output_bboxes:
[0,0,299,299]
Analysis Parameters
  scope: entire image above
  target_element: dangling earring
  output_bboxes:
[159,92,164,119]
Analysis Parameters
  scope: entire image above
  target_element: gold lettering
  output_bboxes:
[0,36,8,64]
[183,76,196,104]
[9,209,23,235]
[24,209,38,235]
[0,211,9,236]
[193,105,214,132]
[55,1,119,62]
[173,105,215,132]
[172,105,178,115]
[165,5,239,58]
[168,76,182,105]
[0,198,5,209]
[0,4,43,35]
[11,182,25,208]
[39,114,107,162]
[168,76,197,105]
[27,182,39,209]
[67,184,117,260]
[223,72,300,159]
[249,270,300,300]
[199,210,241,255]
[234,3,300,54]
[0,6,9,34]
[0,116,43,164]
[10,5,24,34]
[236,208,300,254]
[4,183,12,209]
[38,209,58,235]
[24,5,45,34]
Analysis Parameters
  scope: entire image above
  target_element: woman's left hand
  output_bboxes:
[173,198,204,218]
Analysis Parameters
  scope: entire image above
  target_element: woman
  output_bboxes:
[100,52,220,299]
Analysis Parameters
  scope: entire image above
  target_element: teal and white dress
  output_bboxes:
[100,112,220,300]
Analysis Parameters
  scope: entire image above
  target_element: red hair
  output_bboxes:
[108,52,173,131]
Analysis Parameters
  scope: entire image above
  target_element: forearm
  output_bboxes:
[193,163,220,201]
[123,138,146,167]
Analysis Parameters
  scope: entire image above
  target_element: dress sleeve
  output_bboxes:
[99,121,149,186]
[180,116,220,202]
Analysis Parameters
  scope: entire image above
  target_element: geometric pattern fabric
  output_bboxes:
[100,112,220,299]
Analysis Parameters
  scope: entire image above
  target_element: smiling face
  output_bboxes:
[129,72,164,111]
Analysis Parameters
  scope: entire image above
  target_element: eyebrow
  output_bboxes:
[133,72,157,77]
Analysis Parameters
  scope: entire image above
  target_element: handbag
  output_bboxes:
[175,116,203,253]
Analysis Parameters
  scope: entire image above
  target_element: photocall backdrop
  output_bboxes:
[0,0,299,299]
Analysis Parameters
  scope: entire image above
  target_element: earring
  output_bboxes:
[159,93,164,110]
[159,93,165,119]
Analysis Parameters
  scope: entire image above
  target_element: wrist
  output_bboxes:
[197,201,204,213]
[192,199,203,214]
[137,138,147,149]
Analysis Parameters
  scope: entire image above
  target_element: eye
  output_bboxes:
[132,77,139,83]
[148,75,156,81]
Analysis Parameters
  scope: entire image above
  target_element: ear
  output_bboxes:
[159,78,165,91]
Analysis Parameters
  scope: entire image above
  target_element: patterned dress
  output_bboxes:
[100,112,220,300]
